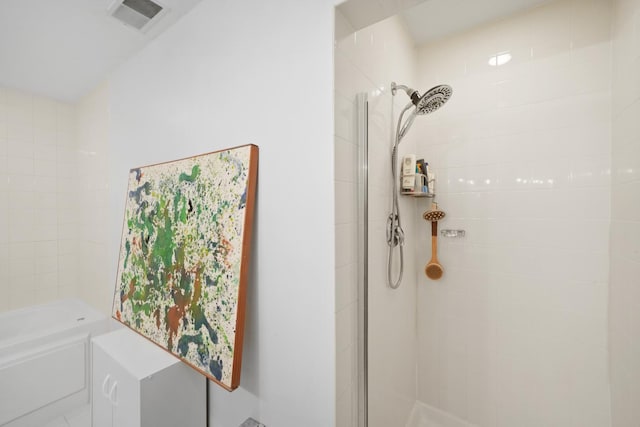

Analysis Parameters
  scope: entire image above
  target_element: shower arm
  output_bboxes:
[391,82,421,106]
[391,82,409,95]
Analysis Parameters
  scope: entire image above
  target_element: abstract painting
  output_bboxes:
[112,144,258,391]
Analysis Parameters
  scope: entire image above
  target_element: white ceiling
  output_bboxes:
[338,0,552,45]
[401,0,551,45]
[0,0,202,102]
[2,0,553,102]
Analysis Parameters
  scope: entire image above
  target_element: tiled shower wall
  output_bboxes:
[76,82,111,315]
[0,84,110,315]
[0,87,81,311]
[334,13,419,427]
[414,0,613,425]
[609,0,640,425]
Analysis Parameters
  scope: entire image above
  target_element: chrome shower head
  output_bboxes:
[392,82,453,142]
[415,85,452,115]
[392,82,453,114]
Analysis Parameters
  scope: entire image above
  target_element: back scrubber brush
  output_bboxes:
[423,203,446,280]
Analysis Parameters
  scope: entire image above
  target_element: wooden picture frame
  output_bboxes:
[112,144,258,391]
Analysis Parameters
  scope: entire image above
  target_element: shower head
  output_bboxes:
[415,85,452,115]
[392,82,453,141]
[391,82,453,115]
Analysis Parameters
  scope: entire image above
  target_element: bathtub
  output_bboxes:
[0,298,109,427]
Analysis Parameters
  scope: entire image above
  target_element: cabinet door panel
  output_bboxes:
[110,361,140,427]
[91,346,113,427]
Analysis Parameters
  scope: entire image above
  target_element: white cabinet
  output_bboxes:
[91,327,206,427]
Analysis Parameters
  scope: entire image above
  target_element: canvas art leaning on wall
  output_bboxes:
[112,144,258,391]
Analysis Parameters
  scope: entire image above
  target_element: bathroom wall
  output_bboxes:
[414,0,613,425]
[609,0,640,425]
[76,82,111,315]
[335,13,419,427]
[105,0,336,425]
[0,86,82,311]
[0,82,116,317]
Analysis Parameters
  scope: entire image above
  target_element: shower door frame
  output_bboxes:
[356,92,368,427]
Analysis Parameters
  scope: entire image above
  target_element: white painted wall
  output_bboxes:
[414,0,613,425]
[335,13,419,427]
[106,0,336,425]
[609,0,640,425]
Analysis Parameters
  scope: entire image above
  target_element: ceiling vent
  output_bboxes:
[109,0,167,32]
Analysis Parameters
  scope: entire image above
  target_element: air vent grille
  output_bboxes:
[123,0,163,19]
[110,0,164,31]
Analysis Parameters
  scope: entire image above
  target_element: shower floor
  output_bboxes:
[405,401,477,427]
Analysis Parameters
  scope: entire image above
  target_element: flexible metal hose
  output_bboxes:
[387,102,414,289]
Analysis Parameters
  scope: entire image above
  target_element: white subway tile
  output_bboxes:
[35,241,58,258]
[335,262,356,312]
[9,289,36,310]
[55,104,75,134]
[335,94,355,142]
[7,157,34,176]
[34,159,57,178]
[33,175,57,193]
[34,127,57,146]
[569,155,611,188]
[35,254,58,274]
[57,223,80,241]
[334,136,358,183]
[335,223,356,268]
[57,239,77,256]
[32,98,58,129]
[33,223,58,241]
[56,131,76,148]
[7,122,33,143]
[335,302,356,352]
[528,0,573,59]
[35,287,58,304]
[7,140,34,159]
[335,343,353,398]
[34,144,57,161]
[9,191,36,209]
[335,386,353,427]
[571,42,613,95]
[440,352,468,420]
[0,284,8,311]
[335,181,357,225]
[611,180,640,221]
[9,241,35,258]
[36,193,57,211]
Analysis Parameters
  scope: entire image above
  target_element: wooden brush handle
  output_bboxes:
[430,221,439,262]
[430,235,438,263]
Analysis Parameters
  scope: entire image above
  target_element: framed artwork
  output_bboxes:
[112,144,258,391]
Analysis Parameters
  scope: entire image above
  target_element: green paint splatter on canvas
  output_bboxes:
[113,146,254,388]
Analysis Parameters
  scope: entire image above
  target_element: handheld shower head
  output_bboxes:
[415,85,452,115]
[391,82,453,115]
[392,82,454,141]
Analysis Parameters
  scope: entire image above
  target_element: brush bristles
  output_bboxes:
[425,264,443,279]
[423,211,445,222]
